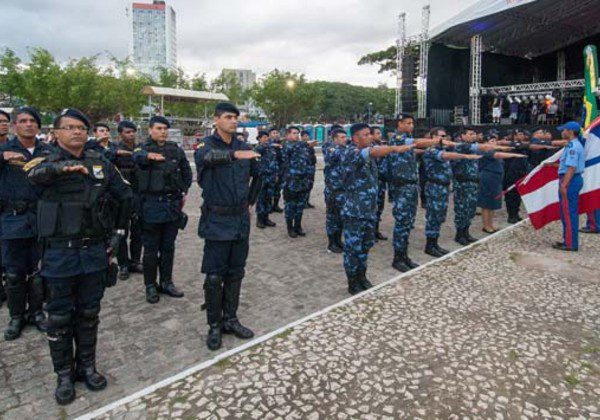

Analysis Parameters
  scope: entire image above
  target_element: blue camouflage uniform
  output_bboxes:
[254,141,279,221]
[0,137,54,336]
[376,156,387,225]
[451,142,481,230]
[557,138,586,250]
[323,141,345,238]
[422,146,452,238]
[340,143,378,280]
[381,133,418,252]
[282,141,312,223]
[306,144,317,204]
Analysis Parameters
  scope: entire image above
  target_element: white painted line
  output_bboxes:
[76,219,528,420]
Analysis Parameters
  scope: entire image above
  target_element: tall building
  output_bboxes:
[221,69,257,91]
[131,1,177,80]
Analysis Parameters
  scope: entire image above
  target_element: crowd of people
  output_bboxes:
[0,102,598,406]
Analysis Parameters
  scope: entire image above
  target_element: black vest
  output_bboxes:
[136,142,185,194]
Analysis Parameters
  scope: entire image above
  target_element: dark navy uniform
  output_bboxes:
[272,138,285,212]
[254,140,279,227]
[133,139,192,302]
[195,123,260,351]
[503,137,530,222]
[0,137,55,340]
[452,142,481,244]
[27,141,132,404]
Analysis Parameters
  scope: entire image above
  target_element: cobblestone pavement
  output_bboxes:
[95,221,600,420]
[0,156,579,419]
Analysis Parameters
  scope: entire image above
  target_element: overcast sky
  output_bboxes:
[2,0,480,87]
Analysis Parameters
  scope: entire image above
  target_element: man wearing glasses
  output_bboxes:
[0,107,54,340]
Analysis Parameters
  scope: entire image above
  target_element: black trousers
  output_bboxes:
[117,214,142,267]
[201,239,249,278]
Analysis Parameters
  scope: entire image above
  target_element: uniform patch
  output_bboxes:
[92,165,104,179]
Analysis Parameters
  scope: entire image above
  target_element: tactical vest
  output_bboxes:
[37,151,114,240]
[114,147,136,184]
[136,143,185,195]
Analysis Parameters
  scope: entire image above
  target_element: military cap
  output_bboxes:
[93,122,110,132]
[257,130,268,139]
[350,123,370,137]
[54,108,90,129]
[214,102,240,117]
[0,109,10,122]
[117,120,137,133]
[557,121,581,133]
[149,115,170,128]
[15,106,41,127]
[397,113,414,121]
[330,124,344,133]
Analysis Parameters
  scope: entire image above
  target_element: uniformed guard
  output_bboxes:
[421,127,481,257]
[133,116,192,304]
[27,108,132,405]
[194,102,261,351]
[85,122,114,153]
[323,128,347,253]
[0,109,10,309]
[109,121,143,279]
[269,128,284,213]
[502,128,530,223]
[281,126,315,238]
[0,107,54,340]
[553,121,586,251]
[302,130,317,209]
[371,126,388,241]
[340,123,413,295]
[254,130,280,229]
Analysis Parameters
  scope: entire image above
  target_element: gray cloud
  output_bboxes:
[1,0,480,86]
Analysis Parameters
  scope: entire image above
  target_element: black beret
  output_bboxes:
[0,109,10,122]
[330,128,346,138]
[214,102,240,116]
[93,122,110,132]
[350,123,370,137]
[149,115,170,128]
[257,130,268,139]
[330,124,344,133]
[397,113,414,121]
[300,130,310,137]
[55,108,90,129]
[118,120,137,132]
[15,106,41,127]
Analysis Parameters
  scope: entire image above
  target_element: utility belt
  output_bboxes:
[142,193,182,202]
[1,200,37,215]
[202,203,248,216]
[426,179,450,186]
[389,178,417,187]
[44,236,105,249]
[454,176,479,183]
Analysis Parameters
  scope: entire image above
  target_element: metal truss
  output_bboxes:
[469,34,482,125]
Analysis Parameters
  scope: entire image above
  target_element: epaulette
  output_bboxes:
[23,157,46,172]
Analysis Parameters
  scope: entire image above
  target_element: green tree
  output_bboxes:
[211,72,245,105]
[20,48,62,111]
[0,48,24,106]
[358,44,419,74]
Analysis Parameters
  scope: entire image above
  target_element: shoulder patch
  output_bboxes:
[23,157,46,171]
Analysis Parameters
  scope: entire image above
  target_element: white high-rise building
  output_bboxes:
[222,69,257,91]
[131,1,177,80]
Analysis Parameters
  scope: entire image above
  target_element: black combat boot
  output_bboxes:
[222,276,254,340]
[272,197,283,213]
[425,237,445,258]
[357,268,373,290]
[327,234,343,254]
[294,215,306,236]
[27,273,47,332]
[256,215,266,229]
[264,217,276,227]
[335,231,344,250]
[74,307,107,391]
[4,273,27,341]
[434,239,450,255]
[454,228,470,246]
[403,250,419,269]
[392,250,411,272]
[375,222,388,241]
[286,219,298,238]
[158,251,184,298]
[464,227,478,243]
[118,265,130,280]
[347,274,363,295]
[129,261,143,273]
[204,275,223,351]
[48,315,76,405]
[143,255,160,304]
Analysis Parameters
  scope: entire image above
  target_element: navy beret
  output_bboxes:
[257,130,268,138]
[350,123,370,137]
[330,128,346,137]
[93,122,110,132]
[149,115,170,128]
[397,113,414,121]
[118,120,137,132]
[15,106,41,127]
[55,108,90,129]
[214,102,240,116]
[330,124,344,133]
[300,130,310,137]
[0,109,10,122]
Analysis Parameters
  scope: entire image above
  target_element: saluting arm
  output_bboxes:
[369,144,413,158]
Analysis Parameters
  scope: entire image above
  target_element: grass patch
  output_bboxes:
[583,345,599,354]
[564,374,580,388]
[507,349,519,360]
[215,358,233,369]
[276,328,293,340]
[58,408,68,420]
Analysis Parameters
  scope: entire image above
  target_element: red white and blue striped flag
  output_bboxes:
[517,117,600,229]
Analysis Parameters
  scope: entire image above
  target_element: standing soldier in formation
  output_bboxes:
[27,108,132,405]
[0,109,10,309]
[269,128,284,213]
[302,130,317,208]
[254,130,279,229]
[195,102,261,351]
[502,129,530,223]
[282,126,314,238]
[133,116,192,304]
[371,126,388,241]
[323,128,347,253]
[86,123,114,152]
[421,127,481,257]
[110,121,143,279]
[0,107,54,340]
[339,123,413,295]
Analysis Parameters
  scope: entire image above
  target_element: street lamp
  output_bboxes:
[368,102,373,123]
[286,79,296,90]
[125,67,136,77]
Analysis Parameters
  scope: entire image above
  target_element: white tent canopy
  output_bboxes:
[141,86,228,104]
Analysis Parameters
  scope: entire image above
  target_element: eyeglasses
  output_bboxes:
[58,125,88,132]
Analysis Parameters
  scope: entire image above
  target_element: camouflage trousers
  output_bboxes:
[377,178,386,221]
[389,184,418,252]
[256,177,277,218]
[284,189,308,220]
[324,189,343,236]
[342,217,376,277]
[425,182,450,238]
[453,181,478,230]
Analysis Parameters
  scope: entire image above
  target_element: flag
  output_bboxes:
[517,119,600,229]
[583,45,599,127]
